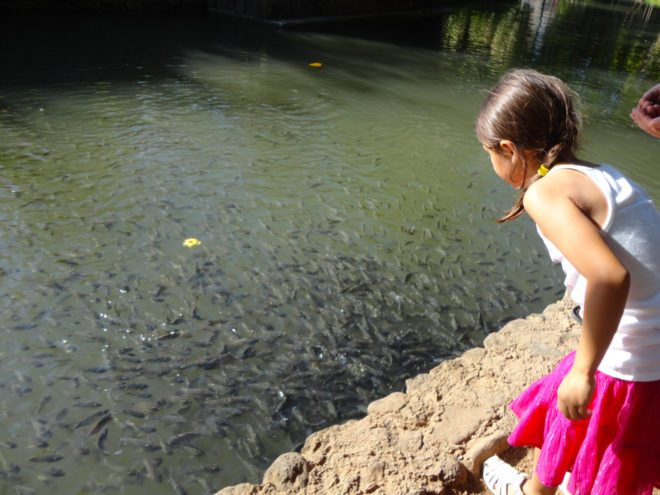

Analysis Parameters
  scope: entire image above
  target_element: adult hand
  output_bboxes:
[631,83,660,138]
[557,367,595,421]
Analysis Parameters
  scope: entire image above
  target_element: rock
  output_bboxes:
[398,431,423,452]
[405,372,435,394]
[214,483,257,495]
[432,405,491,445]
[426,455,468,488]
[463,431,510,476]
[262,452,309,489]
[461,347,486,363]
[367,392,407,415]
[528,341,564,358]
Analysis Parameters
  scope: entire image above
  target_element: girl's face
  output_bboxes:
[483,143,525,189]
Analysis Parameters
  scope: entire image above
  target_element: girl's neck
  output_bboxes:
[554,155,600,168]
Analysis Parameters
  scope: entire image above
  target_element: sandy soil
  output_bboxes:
[215,293,658,495]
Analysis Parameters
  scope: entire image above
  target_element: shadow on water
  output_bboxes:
[0,13,278,87]
[2,0,660,88]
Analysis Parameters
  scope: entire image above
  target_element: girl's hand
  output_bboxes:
[557,368,595,421]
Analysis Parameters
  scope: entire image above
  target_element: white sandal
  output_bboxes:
[558,471,572,495]
[482,455,528,495]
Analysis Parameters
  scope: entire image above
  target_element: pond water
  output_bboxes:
[1,1,660,493]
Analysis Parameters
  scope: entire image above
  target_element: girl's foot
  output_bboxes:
[558,471,572,495]
[483,455,528,495]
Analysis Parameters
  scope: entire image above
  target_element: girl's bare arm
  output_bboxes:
[523,172,630,420]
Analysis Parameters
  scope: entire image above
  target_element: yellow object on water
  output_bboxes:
[308,62,322,67]
[183,238,201,247]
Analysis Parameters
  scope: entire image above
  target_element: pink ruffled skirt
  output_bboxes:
[508,351,660,495]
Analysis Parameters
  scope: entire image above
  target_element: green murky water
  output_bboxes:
[1,1,659,493]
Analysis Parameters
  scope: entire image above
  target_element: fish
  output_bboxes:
[89,412,112,435]
[167,432,200,448]
[97,428,109,454]
[168,471,187,495]
[142,458,163,483]
[48,467,65,477]
[182,444,204,457]
[29,454,63,463]
[74,410,110,429]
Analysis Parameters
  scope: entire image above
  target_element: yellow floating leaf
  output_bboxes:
[308,62,323,67]
[183,238,201,247]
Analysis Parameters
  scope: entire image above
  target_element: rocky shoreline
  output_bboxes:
[215,293,584,495]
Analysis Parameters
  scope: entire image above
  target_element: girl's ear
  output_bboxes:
[498,139,516,158]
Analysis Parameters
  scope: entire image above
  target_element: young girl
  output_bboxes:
[475,69,660,495]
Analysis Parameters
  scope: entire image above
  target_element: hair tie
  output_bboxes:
[537,165,550,176]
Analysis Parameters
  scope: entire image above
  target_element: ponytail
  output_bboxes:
[476,69,582,223]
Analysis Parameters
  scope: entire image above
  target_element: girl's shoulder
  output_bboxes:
[525,163,610,229]
[524,169,573,215]
[526,164,590,200]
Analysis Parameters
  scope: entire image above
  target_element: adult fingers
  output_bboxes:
[643,83,660,101]
[631,108,649,128]
[632,108,653,131]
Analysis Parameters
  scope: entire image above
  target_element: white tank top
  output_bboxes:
[537,164,660,381]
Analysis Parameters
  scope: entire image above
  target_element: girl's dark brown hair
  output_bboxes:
[476,69,582,222]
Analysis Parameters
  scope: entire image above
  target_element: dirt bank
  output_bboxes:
[214,293,657,495]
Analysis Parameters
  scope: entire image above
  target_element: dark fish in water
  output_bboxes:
[156,330,180,341]
[123,383,148,391]
[31,437,49,448]
[142,458,163,483]
[123,409,146,419]
[73,401,102,408]
[13,323,38,331]
[168,472,187,495]
[119,437,162,453]
[74,409,110,429]
[55,408,69,421]
[29,454,63,463]
[182,444,204,457]
[82,367,107,374]
[31,419,51,438]
[10,384,31,397]
[36,394,52,414]
[158,435,172,455]
[89,412,112,435]
[182,464,222,474]
[0,450,19,475]
[97,428,109,454]
[167,432,200,448]
[192,475,213,494]
[57,259,79,266]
